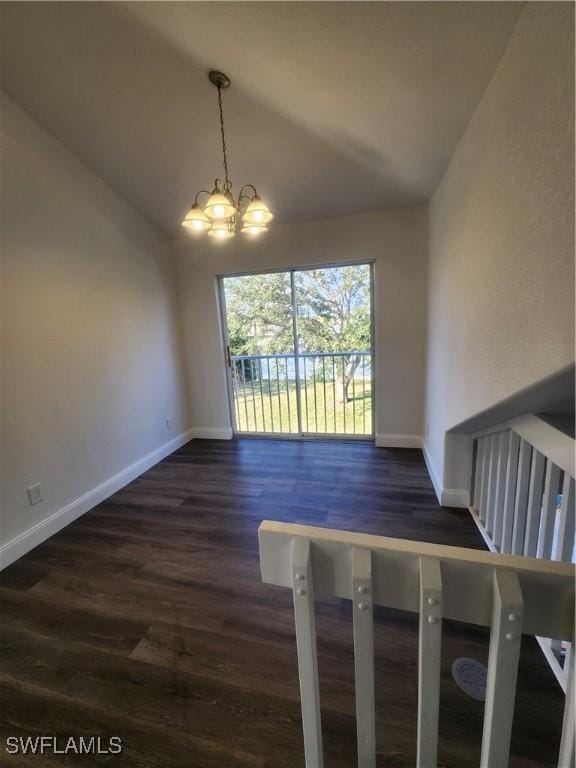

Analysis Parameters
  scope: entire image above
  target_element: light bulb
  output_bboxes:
[242,195,273,226]
[241,223,268,236]
[182,203,211,232]
[208,220,235,239]
[205,190,236,220]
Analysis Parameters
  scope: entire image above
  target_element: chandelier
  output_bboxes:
[181,70,273,239]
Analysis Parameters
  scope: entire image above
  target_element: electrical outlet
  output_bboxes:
[166,417,173,430]
[27,484,43,506]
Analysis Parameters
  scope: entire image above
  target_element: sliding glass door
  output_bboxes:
[220,262,373,438]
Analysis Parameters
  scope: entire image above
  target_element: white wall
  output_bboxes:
[1,94,191,562]
[425,2,575,501]
[174,206,427,443]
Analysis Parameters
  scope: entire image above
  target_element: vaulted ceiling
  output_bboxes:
[1,2,523,236]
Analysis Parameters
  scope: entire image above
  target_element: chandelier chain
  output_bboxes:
[181,70,272,238]
[217,86,231,190]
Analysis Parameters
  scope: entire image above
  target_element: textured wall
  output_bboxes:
[425,2,575,494]
[1,95,190,549]
[174,206,428,441]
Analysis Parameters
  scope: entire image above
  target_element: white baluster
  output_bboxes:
[475,438,487,515]
[493,432,510,550]
[537,462,562,559]
[556,475,575,563]
[291,538,323,767]
[511,440,532,555]
[480,437,492,524]
[485,435,499,536]
[501,432,520,553]
[417,557,443,768]
[481,569,523,768]
[523,450,546,556]
[352,547,376,768]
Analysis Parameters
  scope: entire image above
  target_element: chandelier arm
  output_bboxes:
[237,195,252,212]
[237,184,258,213]
[238,183,257,198]
[182,71,271,238]
[194,190,211,206]
[217,86,231,190]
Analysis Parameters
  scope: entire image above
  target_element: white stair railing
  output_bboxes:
[259,521,575,768]
[470,414,575,690]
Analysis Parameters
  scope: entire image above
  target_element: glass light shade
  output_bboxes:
[207,220,235,239]
[181,204,211,232]
[242,196,273,225]
[241,224,268,236]
[205,191,236,220]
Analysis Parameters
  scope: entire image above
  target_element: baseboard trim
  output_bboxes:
[193,427,233,440]
[469,506,498,552]
[422,441,442,503]
[422,442,469,508]
[0,428,194,570]
[535,636,569,693]
[440,488,471,508]
[375,434,423,449]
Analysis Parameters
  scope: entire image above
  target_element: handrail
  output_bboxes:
[231,353,294,360]
[259,521,574,636]
[258,521,575,768]
[470,413,575,692]
[231,350,372,360]
[471,414,574,477]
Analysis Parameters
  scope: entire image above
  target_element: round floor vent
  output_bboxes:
[451,657,487,701]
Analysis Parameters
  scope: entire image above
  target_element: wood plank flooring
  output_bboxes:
[0,439,565,767]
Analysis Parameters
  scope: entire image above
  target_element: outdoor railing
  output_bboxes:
[230,351,373,436]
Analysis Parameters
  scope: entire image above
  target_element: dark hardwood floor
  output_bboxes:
[0,439,564,767]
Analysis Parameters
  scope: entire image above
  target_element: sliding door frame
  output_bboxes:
[289,269,305,439]
[217,259,376,442]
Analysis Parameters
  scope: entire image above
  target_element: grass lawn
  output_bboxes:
[232,379,373,435]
